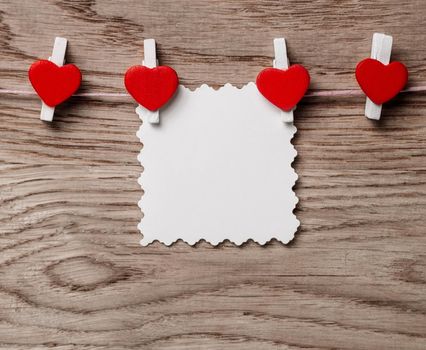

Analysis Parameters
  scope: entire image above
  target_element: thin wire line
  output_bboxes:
[0,85,425,98]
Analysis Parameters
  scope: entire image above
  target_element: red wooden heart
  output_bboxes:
[355,58,408,104]
[256,65,310,111]
[28,60,81,107]
[124,65,179,111]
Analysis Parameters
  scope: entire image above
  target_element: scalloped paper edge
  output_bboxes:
[136,82,299,246]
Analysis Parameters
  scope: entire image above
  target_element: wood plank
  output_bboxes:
[0,0,425,349]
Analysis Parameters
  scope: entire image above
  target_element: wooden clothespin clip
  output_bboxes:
[273,38,294,123]
[256,39,310,123]
[29,37,81,122]
[142,39,159,124]
[364,33,393,120]
[40,37,67,122]
[125,39,178,124]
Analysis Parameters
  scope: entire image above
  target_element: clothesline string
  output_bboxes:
[0,85,425,98]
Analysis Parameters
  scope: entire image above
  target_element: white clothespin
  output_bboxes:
[142,39,160,124]
[365,33,393,120]
[273,38,294,123]
[40,37,67,122]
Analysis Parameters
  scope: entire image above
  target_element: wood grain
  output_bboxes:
[0,0,425,349]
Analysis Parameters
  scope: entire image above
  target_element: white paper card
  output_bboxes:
[136,82,299,246]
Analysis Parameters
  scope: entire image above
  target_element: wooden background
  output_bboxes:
[0,1,425,349]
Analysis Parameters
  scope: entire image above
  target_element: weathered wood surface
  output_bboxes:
[0,1,425,349]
